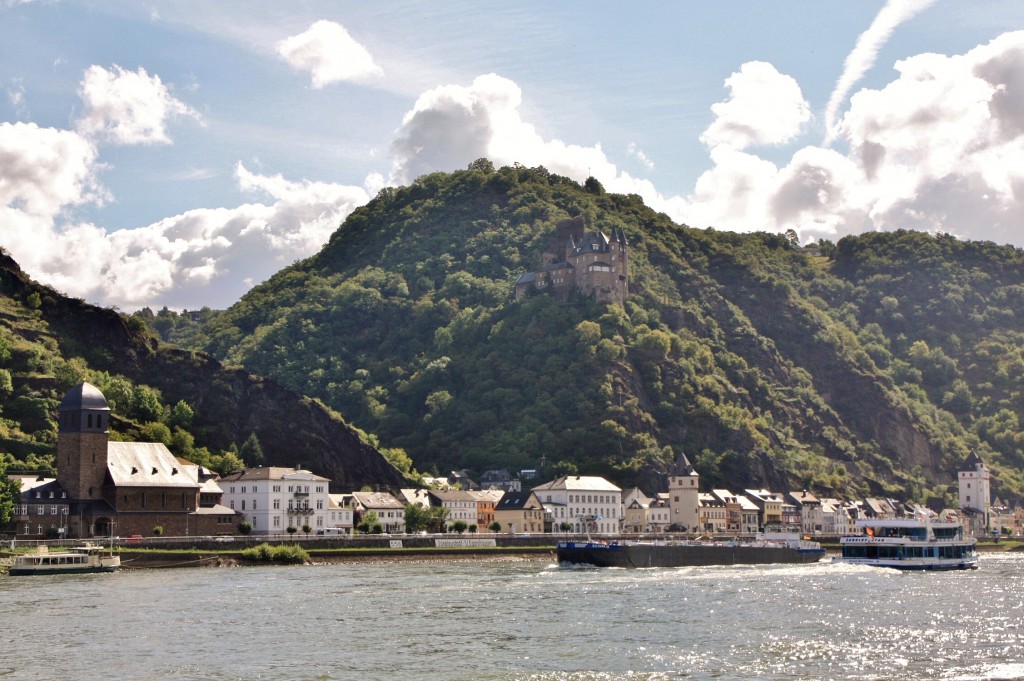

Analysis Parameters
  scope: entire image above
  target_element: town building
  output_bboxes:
[744,489,784,529]
[470,489,505,531]
[350,491,406,533]
[326,494,354,534]
[699,492,728,534]
[787,491,823,534]
[647,494,671,532]
[668,452,700,532]
[427,489,479,529]
[710,489,759,535]
[51,382,237,538]
[219,466,331,535]
[514,216,629,305]
[479,469,521,492]
[621,487,651,533]
[494,491,545,534]
[10,475,70,539]
[532,475,622,534]
[959,450,991,535]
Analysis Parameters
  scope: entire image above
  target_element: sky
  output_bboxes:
[2,1,1024,311]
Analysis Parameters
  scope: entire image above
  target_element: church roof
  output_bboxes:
[60,381,110,412]
[959,450,985,472]
[107,442,199,488]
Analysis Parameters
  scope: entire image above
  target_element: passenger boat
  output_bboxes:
[838,517,977,570]
[556,532,826,568]
[8,544,121,576]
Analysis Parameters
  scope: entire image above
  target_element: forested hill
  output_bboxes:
[188,161,1024,504]
[0,252,406,491]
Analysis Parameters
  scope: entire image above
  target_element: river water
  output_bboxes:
[2,552,1022,681]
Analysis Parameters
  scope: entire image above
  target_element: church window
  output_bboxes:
[87,414,93,428]
[141,492,147,508]
[161,492,166,508]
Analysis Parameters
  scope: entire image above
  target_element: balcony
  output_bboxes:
[287,507,314,515]
[293,492,309,498]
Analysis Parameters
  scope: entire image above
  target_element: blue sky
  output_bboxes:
[2,1,1024,310]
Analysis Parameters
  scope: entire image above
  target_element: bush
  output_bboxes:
[238,521,253,535]
[152,525,164,537]
[240,542,310,564]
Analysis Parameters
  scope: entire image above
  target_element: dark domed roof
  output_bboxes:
[59,382,110,412]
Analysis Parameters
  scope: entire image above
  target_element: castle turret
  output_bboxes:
[56,382,110,500]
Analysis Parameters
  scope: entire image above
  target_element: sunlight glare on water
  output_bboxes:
[1,553,1022,680]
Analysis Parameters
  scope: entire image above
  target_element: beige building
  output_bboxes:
[494,491,545,534]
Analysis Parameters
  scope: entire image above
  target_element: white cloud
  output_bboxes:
[627,143,654,171]
[0,122,103,217]
[676,29,1024,248]
[276,20,382,88]
[0,127,371,309]
[700,61,811,150]
[76,64,199,145]
[824,0,937,143]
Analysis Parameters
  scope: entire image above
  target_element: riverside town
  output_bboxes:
[1,382,1016,572]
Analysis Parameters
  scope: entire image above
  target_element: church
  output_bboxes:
[11,382,236,539]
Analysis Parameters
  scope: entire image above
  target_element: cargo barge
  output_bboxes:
[556,533,825,568]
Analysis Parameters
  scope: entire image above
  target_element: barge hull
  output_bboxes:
[557,542,825,568]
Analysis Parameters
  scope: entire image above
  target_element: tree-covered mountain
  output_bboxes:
[0,251,406,492]
[161,161,1024,505]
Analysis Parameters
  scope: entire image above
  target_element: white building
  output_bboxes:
[427,490,479,529]
[667,452,700,532]
[959,450,991,534]
[220,466,331,535]
[351,491,406,533]
[532,475,621,534]
[326,494,354,535]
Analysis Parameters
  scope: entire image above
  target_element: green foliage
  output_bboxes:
[452,520,468,534]
[241,542,309,564]
[238,521,253,535]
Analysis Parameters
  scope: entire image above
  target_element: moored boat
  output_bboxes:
[557,533,825,568]
[837,516,977,570]
[9,543,121,576]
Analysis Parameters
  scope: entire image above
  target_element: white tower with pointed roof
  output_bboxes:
[958,450,990,530]
[667,451,699,533]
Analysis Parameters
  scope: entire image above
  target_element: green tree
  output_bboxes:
[239,432,265,466]
[452,520,468,534]
[404,503,428,533]
[0,458,20,525]
[238,521,253,535]
[489,521,501,532]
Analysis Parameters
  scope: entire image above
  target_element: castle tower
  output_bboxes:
[56,382,111,500]
[667,451,699,533]
[958,450,990,529]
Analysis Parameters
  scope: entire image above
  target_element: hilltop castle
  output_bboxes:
[514,216,628,304]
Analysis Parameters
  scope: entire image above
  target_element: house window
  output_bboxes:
[50,505,58,515]
[273,499,280,510]
[241,500,246,510]
[273,516,280,527]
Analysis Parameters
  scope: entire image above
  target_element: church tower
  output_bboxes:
[667,451,699,533]
[56,382,111,501]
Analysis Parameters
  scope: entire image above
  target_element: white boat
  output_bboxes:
[838,516,977,570]
[8,544,121,576]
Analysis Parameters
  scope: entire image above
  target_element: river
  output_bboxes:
[1,552,1022,680]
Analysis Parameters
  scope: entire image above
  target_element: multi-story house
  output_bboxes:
[710,489,759,535]
[427,489,479,529]
[787,491,823,534]
[326,494,354,535]
[220,466,331,534]
[668,452,700,532]
[621,487,650,533]
[10,476,70,539]
[647,494,671,532]
[699,493,728,534]
[351,491,406,533]
[494,491,545,534]
[744,489,784,529]
[470,489,504,531]
[532,475,622,535]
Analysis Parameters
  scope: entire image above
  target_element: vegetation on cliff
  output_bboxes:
[140,161,1024,504]
[0,252,406,491]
